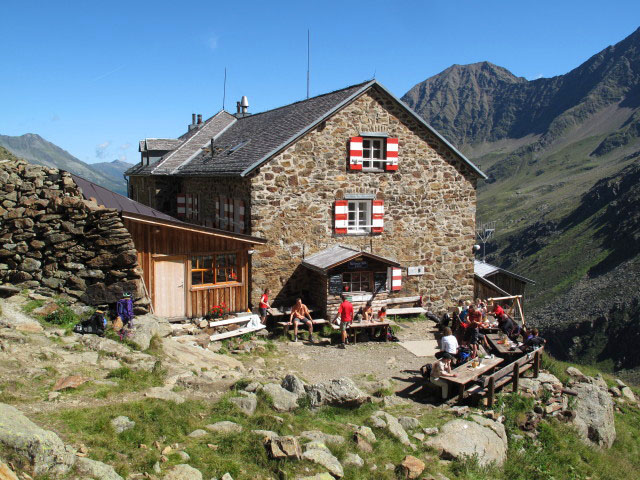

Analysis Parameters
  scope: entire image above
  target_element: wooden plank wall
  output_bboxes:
[123,218,250,317]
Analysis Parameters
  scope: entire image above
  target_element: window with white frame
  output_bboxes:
[362,138,384,170]
[347,200,371,234]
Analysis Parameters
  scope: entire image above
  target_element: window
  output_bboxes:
[347,200,371,234]
[191,253,239,287]
[342,272,372,293]
[362,138,384,170]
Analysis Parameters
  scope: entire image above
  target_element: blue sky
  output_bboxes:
[1,1,639,166]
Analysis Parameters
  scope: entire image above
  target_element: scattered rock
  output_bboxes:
[281,374,307,397]
[129,315,172,350]
[0,463,18,480]
[423,427,439,436]
[176,451,190,461]
[15,322,44,333]
[205,421,243,434]
[264,435,302,459]
[0,402,76,476]
[111,416,135,434]
[398,416,420,431]
[300,430,344,445]
[75,457,124,480]
[302,448,343,478]
[370,411,411,446]
[162,464,203,480]
[305,378,369,408]
[48,391,61,402]
[262,383,300,412]
[145,387,185,404]
[252,429,279,441]
[297,474,334,480]
[354,425,376,443]
[161,338,243,372]
[343,453,364,467]
[610,387,622,397]
[412,433,425,441]
[230,394,257,416]
[187,429,208,438]
[566,367,588,382]
[32,302,60,317]
[572,378,616,448]
[426,419,508,467]
[397,455,425,479]
[621,386,636,402]
[221,474,234,480]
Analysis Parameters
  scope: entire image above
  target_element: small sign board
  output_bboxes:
[348,258,368,269]
[407,266,425,276]
[351,294,373,302]
[329,274,342,295]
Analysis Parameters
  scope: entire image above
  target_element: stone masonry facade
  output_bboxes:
[130,88,477,315]
[0,157,148,311]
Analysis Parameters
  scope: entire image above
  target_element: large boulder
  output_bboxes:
[571,377,616,448]
[305,378,370,408]
[75,457,124,480]
[230,394,257,416]
[264,435,302,459]
[0,403,76,476]
[281,374,307,397]
[161,338,243,372]
[262,383,300,412]
[425,418,508,467]
[128,314,172,350]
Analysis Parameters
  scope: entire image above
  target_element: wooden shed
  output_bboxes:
[474,260,535,300]
[72,174,266,319]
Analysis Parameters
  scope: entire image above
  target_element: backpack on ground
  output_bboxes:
[73,311,106,336]
[457,346,471,365]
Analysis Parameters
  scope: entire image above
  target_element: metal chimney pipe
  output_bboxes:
[236,101,241,114]
[240,96,249,114]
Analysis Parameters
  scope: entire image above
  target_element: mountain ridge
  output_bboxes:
[0,133,131,195]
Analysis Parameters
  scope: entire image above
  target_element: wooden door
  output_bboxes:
[153,256,186,318]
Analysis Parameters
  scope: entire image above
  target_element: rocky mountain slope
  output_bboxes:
[402,27,640,374]
[0,134,131,195]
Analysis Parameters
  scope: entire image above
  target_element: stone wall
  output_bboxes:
[248,89,477,313]
[0,158,148,311]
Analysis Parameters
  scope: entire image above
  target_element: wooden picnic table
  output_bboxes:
[331,320,391,344]
[486,333,522,357]
[445,356,504,401]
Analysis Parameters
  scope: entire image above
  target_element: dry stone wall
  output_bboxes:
[0,157,148,311]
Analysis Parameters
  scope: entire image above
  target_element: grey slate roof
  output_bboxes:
[302,245,400,274]
[178,82,372,176]
[139,138,182,152]
[71,174,177,221]
[126,79,486,179]
[474,260,535,285]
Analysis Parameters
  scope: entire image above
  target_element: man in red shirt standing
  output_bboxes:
[334,294,353,349]
[259,288,271,325]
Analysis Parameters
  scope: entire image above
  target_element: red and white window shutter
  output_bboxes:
[385,138,398,171]
[176,193,186,217]
[388,267,402,291]
[372,200,384,233]
[334,200,348,234]
[349,137,363,170]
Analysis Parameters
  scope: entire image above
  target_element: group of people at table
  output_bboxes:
[429,298,546,399]
[258,290,387,347]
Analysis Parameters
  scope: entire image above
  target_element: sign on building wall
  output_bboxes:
[407,266,425,276]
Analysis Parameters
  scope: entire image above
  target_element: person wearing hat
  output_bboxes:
[431,351,458,399]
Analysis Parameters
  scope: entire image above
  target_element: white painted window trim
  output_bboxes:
[347,199,372,234]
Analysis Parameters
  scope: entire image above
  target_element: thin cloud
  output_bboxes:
[118,154,127,162]
[91,64,126,82]
[206,35,218,50]
[95,141,111,159]
[119,143,131,150]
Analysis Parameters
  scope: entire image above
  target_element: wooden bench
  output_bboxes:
[208,314,266,341]
[276,319,329,337]
[384,295,421,307]
[328,320,391,344]
[466,348,543,407]
[486,333,524,358]
[386,307,426,320]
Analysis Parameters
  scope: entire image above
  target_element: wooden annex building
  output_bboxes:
[72,175,265,319]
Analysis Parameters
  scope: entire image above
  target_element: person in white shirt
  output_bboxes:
[440,327,459,356]
[431,352,457,399]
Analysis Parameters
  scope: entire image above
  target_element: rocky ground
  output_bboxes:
[1,291,639,480]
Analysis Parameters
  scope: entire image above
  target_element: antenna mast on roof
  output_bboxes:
[222,67,227,111]
[476,221,496,262]
[306,29,310,99]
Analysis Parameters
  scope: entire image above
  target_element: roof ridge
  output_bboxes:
[231,80,374,120]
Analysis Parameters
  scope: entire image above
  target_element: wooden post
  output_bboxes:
[487,377,495,407]
[533,350,540,378]
[513,363,520,393]
[516,297,526,326]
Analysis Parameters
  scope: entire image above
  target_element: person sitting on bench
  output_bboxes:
[289,298,314,343]
[524,328,545,349]
[431,351,458,399]
[440,326,459,356]
[362,302,373,321]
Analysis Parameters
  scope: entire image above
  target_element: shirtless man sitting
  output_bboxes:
[289,298,314,342]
